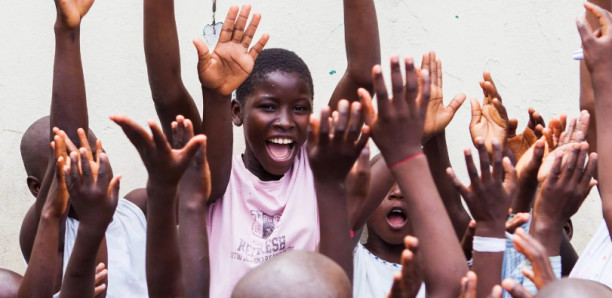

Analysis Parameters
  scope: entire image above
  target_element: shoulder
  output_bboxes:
[124,188,147,216]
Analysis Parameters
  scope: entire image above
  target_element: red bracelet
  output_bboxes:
[390,152,424,169]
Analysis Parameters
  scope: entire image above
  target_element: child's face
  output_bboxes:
[238,71,313,179]
[366,184,412,245]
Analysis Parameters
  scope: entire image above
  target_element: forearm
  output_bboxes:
[18,216,61,298]
[315,179,353,282]
[472,224,505,298]
[391,156,467,296]
[178,200,210,298]
[201,89,232,201]
[329,0,380,108]
[591,75,612,228]
[51,25,88,142]
[529,219,562,257]
[144,0,201,136]
[20,161,54,262]
[59,226,106,298]
[146,185,183,298]
[423,132,470,238]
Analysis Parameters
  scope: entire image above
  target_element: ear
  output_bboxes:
[563,219,574,240]
[26,176,41,198]
[232,99,244,126]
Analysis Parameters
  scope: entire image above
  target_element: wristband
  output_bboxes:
[390,152,424,169]
[473,236,506,252]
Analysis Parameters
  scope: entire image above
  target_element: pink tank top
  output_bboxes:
[206,146,320,297]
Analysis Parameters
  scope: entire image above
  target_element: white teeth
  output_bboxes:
[269,138,293,145]
[391,209,403,214]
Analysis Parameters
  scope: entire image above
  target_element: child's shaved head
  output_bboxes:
[20,116,52,180]
[0,269,22,298]
[236,48,314,106]
[536,278,612,297]
[232,251,350,298]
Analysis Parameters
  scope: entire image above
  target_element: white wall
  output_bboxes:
[0,0,601,274]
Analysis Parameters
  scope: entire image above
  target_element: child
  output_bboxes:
[0,269,22,298]
[143,1,382,296]
[19,0,148,296]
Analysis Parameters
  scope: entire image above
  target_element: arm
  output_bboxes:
[578,3,612,235]
[359,56,467,296]
[60,148,120,298]
[143,0,201,138]
[172,117,211,298]
[112,115,205,297]
[18,145,69,298]
[20,0,94,262]
[447,139,516,298]
[308,100,369,280]
[192,5,268,201]
[328,0,381,109]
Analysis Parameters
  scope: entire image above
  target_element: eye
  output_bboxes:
[258,104,276,112]
[293,105,311,114]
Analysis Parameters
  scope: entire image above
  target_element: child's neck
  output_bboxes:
[242,150,284,181]
[363,232,404,264]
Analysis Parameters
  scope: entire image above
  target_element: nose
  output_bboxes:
[388,189,404,200]
[274,108,295,130]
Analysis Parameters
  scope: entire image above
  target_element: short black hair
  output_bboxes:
[236,48,314,105]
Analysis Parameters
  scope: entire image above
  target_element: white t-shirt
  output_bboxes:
[206,147,320,298]
[353,243,425,298]
[60,198,148,297]
[570,220,612,287]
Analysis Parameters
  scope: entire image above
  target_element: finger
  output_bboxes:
[502,279,533,298]
[67,151,80,191]
[390,56,405,109]
[581,153,599,189]
[435,58,442,88]
[572,143,589,183]
[180,135,207,166]
[107,175,121,210]
[469,98,483,128]
[232,4,252,43]
[404,235,419,256]
[447,93,467,115]
[560,144,580,183]
[503,157,517,193]
[476,139,492,181]
[488,285,503,298]
[318,107,331,147]
[248,34,270,61]
[464,271,478,298]
[77,128,94,161]
[346,102,364,142]
[461,220,477,259]
[149,121,171,154]
[420,52,430,73]
[355,126,370,153]
[418,69,431,118]
[59,130,78,153]
[333,100,350,143]
[372,65,391,114]
[94,283,107,296]
[491,98,509,124]
[585,2,612,36]
[564,117,577,144]
[110,115,152,150]
[577,110,591,140]
[241,12,261,48]
[95,140,102,164]
[491,139,504,181]
[404,57,418,113]
[464,149,482,190]
[506,212,530,233]
[80,148,93,185]
[508,118,519,136]
[218,5,240,43]
[358,88,376,126]
[547,151,564,184]
[387,273,402,298]
[447,167,471,200]
[193,38,211,66]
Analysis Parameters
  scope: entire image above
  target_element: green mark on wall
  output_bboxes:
[329,70,337,75]
[455,15,459,19]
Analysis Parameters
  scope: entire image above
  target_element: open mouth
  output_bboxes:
[386,207,407,230]
[266,138,295,161]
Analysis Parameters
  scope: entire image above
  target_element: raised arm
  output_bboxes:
[112,115,204,298]
[359,56,467,296]
[20,0,95,263]
[192,5,268,201]
[143,0,201,137]
[578,3,612,235]
[18,136,69,298]
[308,100,369,280]
[60,144,120,298]
[172,116,211,298]
[328,0,381,109]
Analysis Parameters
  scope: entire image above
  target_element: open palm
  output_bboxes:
[193,5,269,96]
[470,99,509,153]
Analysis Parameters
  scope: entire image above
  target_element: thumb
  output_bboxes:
[358,88,376,127]
[108,175,122,209]
[180,135,207,167]
[576,17,595,49]
[193,38,212,66]
[447,93,467,114]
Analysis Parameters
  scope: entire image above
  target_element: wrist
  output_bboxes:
[146,181,178,204]
[383,147,423,168]
[202,86,233,99]
[54,21,79,34]
[474,221,506,238]
[76,223,107,240]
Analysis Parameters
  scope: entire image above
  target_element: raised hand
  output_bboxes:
[172,116,211,204]
[470,73,509,154]
[577,2,612,73]
[512,228,556,290]
[359,56,430,166]
[54,0,95,29]
[193,5,269,96]
[512,139,546,213]
[111,115,205,190]
[64,142,120,229]
[307,100,369,181]
[447,139,516,234]
[387,236,423,298]
[507,108,544,161]
[94,262,108,296]
[420,52,466,142]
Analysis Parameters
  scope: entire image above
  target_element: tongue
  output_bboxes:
[387,214,405,225]
[267,142,291,159]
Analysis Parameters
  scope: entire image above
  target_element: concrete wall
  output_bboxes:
[0,0,601,274]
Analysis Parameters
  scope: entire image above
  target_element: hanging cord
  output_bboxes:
[212,0,217,33]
